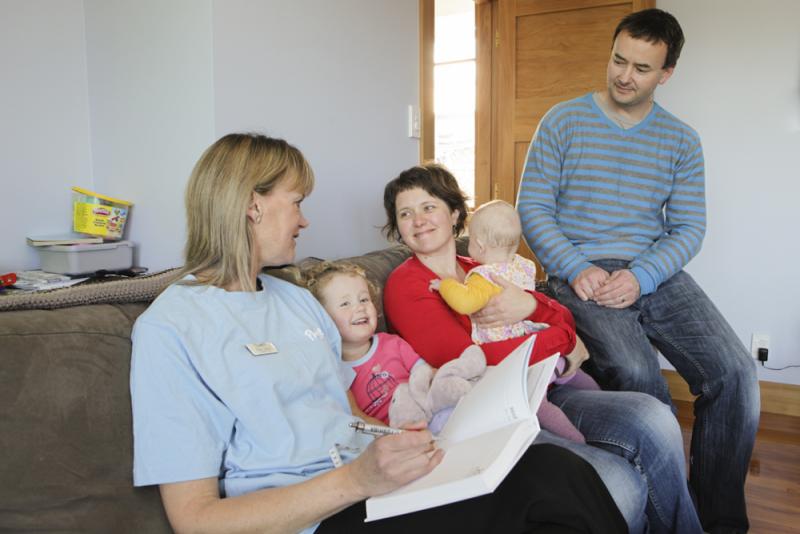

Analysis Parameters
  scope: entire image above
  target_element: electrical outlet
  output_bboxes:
[750,333,770,359]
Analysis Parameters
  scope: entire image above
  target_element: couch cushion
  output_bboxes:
[0,303,171,532]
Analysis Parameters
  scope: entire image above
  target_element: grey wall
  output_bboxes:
[1,0,415,272]
[84,0,216,269]
[658,0,800,382]
[0,0,93,270]
[213,0,419,261]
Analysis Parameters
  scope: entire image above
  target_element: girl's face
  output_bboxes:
[394,187,459,257]
[319,274,378,351]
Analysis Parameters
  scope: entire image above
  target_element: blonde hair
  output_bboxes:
[304,261,380,308]
[178,133,314,292]
[469,200,522,251]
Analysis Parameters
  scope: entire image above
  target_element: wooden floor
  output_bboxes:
[674,400,800,534]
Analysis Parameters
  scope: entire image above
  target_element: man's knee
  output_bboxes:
[626,392,683,447]
[588,352,666,399]
[697,343,759,402]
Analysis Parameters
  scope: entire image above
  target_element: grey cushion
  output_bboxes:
[0,303,171,532]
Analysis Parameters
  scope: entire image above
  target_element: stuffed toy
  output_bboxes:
[388,344,486,433]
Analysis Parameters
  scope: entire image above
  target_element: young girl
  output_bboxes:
[431,200,600,443]
[305,261,485,432]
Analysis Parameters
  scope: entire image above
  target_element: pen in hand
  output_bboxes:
[349,421,403,437]
[349,421,440,442]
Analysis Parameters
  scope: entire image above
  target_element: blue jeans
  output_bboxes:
[537,387,702,534]
[549,260,760,533]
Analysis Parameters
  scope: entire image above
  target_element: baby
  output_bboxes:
[431,200,599,443]
[305,261,486,433]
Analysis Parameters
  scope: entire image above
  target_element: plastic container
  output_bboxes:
[72,186,133,240]
[37,241,134,276]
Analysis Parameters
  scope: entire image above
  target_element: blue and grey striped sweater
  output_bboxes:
[517,93,706,295]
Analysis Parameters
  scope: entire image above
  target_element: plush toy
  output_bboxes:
[389,344,486,433]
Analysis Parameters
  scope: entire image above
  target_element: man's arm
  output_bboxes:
[517,114,595,286]
[626,136,706,295]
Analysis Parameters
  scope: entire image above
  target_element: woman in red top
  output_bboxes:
[382,164,703,534]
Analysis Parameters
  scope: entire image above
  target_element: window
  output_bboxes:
[434,0,476,205]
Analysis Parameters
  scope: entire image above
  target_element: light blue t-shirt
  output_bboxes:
[130,274,371,528]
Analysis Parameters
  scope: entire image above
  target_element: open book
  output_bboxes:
[365,336,559,521]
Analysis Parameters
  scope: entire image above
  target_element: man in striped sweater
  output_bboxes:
[517,9,759,534]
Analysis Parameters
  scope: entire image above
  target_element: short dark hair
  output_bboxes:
[614,8,684,69]
[382,163,469,242]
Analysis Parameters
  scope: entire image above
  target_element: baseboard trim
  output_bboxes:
[662,369,800,418]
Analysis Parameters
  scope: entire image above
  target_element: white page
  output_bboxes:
[527,352,560,410]
[438,336,535,445]
[365,418,537,521]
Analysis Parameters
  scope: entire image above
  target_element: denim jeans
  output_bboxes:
[548,260,760,533]
[538,387,702,534]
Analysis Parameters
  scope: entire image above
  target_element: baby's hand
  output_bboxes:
[429,279,441,292]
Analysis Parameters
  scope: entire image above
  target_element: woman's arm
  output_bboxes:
[160,427,443,534]
[471,275,577,361]
[385,263,575,367]
[385,268,477,367]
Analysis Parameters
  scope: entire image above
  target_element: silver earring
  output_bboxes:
[254,207,263,224]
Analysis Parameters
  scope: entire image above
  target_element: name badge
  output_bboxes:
[246,342,278,356]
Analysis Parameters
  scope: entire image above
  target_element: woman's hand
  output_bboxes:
[345,421,443,499]
[158,423,443,533]
[561,335,590,378]
[471,276,537,329]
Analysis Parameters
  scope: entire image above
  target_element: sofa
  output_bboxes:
[0,241,429,533]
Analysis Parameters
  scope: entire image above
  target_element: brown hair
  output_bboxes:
[382,163,469,242]
[178,133,314,292]
[614,8,684,69]
[304,261,380,308]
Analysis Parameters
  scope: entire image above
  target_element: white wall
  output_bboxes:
[83,0,215,270]
[0,0,93,272]
[657,0,800,384]
[213,0,419,261]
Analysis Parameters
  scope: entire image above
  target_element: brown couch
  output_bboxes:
[0,242,422,533]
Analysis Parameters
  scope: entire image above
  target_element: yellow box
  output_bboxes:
[72,186,133,240]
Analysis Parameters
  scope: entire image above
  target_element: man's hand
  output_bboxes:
[561,335,589,378]
[593,269,640,309]
[345,421,443,499]
[570,266,610,301]
[472,276,536,329]
[428,279,441,292]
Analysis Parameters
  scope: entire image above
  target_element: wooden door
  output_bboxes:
[475,0,653,272]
